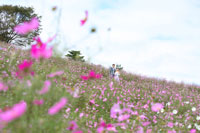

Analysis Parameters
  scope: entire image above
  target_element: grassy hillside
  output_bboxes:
[0,42,200,133]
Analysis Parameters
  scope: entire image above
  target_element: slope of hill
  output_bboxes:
[0,42,200,132]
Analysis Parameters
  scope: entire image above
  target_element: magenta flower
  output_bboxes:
[14,17,39,34]
[80,75,89,80]
[19,60,33,70]
[16,60,34,78]
[0,101,27,123]
[190,129,196,133]
[72,131,83,133]
[33,99,44,105]
[0,82,8,92]
[80,10,88,26]
[48,97,67,115]
[80,70,102,80]
[31,43,52,59]
[38,80,51,95]
[47,71,64,78]
[151,103,164,112]
[67,121,78,131]
[97,121,116,133]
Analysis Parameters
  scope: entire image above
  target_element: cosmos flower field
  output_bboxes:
[0,41,200,133]
[0,14,200,133]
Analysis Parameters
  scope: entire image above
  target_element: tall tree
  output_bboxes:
[66,50,85,62]
[0,5,41,46]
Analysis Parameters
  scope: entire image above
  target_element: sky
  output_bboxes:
[1,0,200,85]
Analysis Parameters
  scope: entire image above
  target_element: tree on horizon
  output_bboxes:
[0,5,41,46]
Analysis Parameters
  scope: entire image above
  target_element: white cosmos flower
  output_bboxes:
[161,109,164,113]
[173,110,178,114]
[184,101,189,104]
[187,124,191,129]
[166,102,171,106]
[195,123,200,131]
[197,116,200,120]
[192,107,196,112]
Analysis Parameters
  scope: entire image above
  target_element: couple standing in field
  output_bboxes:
[109,64,120,81]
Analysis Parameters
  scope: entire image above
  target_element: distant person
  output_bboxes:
[114,68,120,82]
[109,64,116,78]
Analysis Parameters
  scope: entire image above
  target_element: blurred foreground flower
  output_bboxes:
[48,97,67,115]
[80,10,88,26]
[31,43,52,60]
[38,80,51,95]
[14,17,39,34]
[0,101,27,125]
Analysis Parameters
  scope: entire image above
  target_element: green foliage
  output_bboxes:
[65,50,85,62]
[116,64,123,70]
[0,5,41,46]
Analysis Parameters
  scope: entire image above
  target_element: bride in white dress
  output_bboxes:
[114,68,120,82]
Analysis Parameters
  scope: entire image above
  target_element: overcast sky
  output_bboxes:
[1,0,200,85]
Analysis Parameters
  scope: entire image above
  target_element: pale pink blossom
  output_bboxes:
[14,17,39,34]
[48,97,67,115]
[67,121,78,131]
[151,103,164,112]
[47,71,64,78]
[110,103,122,118]
[0,82,8,91]
[0,101,27,123]
[38,80,51,95]
[33,99,44,105]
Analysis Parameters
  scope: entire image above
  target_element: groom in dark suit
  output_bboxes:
[109,64,116,78]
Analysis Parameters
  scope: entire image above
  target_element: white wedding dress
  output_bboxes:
[114,71,120,81]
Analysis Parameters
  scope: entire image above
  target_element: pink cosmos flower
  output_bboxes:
[89,99,95,105]
[47,71,64,78]
[18,60,33,71]
[14,17,39,34]
[136,126,144,133]
[80,10,88,26]
[190,129,196,133]
[0,101,27,123]
[168,130,176,133]
[72,131,83,133]
[110,103,122,118]
[142,121,151,127]
[31,43,52,59]
[167,122,173,128]
[80,75,89,80]
[33,99,44,105]
[118,114,130,122]
[80,70,102,80]
[151,103,164,112]
[67,121,78,131]
[0,82,8,91]
[48,97,67,115]
[97,121,116,133]
[38,80,51,95]
[16,60,34,78]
